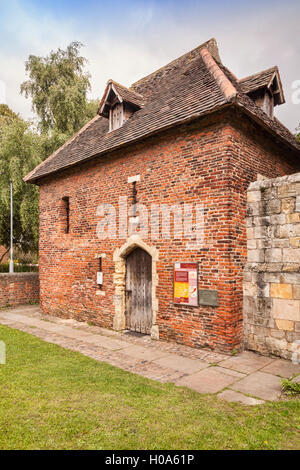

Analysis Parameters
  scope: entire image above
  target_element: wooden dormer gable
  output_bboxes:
[239,67,285,119]
[98,80,144,131]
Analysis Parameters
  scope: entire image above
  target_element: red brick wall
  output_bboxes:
[37,110,300,352]
[0,246,8,262]
[0,273,39,308]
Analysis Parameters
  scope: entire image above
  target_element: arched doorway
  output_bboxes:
[112,235,159,339]
[125,248,152,334]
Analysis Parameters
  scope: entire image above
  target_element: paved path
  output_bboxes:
[0,305,299,405]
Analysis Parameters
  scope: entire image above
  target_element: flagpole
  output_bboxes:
[9,180,13,274]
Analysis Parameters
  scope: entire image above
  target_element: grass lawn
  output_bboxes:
[0,325,299,450]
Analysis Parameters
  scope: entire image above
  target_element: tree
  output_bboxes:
[0,104,18,128]
[0,43,99,260]
[20,41,97,137]
[0,117,42,255]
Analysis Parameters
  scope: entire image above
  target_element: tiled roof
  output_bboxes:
[239,67,278,94]
[25,39,300,183]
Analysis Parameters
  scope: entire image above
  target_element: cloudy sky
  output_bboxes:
[0,0,299,131]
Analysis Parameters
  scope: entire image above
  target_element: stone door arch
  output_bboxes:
[113,235,159,339]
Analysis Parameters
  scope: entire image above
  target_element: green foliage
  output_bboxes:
[0,104,18,128]
[0,42,99,256]
[0,263,38,272]
[0,325,300,449]
[0,117,42,253]
[20,41,95,136]
[281,377,300,396]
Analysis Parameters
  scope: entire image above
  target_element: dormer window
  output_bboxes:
[239,67,285,120]
[98,80,144,132]
[110,102,124,131]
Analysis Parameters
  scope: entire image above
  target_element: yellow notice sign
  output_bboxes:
[174,282,189,300]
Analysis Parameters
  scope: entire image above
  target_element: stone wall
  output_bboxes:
[244,173,300,359]
[0,273,39,308]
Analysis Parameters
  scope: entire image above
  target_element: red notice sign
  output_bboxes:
[174,262,198,306]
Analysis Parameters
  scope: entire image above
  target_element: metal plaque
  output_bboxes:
[199,289,219,307]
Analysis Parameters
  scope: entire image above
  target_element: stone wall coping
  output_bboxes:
[248,172,300,191]
[0,272,39,278]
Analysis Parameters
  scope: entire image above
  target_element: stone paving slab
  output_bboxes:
[120,344,169,361]
[81,334,129,351]
[152,353,209,374]
[217,390,265,406]
[260,359,300,378]
[176,367,243,394]
[230,371,283,401]
[220,351,274,374]
[213,366,246,379]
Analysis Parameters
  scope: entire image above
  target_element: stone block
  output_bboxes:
[282,248,300,263]
[243,296,255,317]
[286,331,297,343]
[281,198,295,214]
[243,271,252,282]
[278,183,297,198]
[247,202,264,217]
[270,283,292,299]
[272,299,300,321]
[247,191,261,203]
[253,216,270,226]
[295,195,300,212]
[254,225,268,239]
[281,272,300,284]
[271,328,286,339]
[290,237,300,248]
[272,238,290,248]
[264,272,282,283]
[248,250,264,263]
[266,199,281,215]
[265,248,282,263]
[275,319,294,331]
[282,264,300,273]
[280,224,300,238]
[293,285,300,300]
[257,238,272,249]
[269,214,286,225]
[247,227,254,239]
[287,213,300,223]
[246,217,254,227]
[247,239,257,249]
[243,282,257,297]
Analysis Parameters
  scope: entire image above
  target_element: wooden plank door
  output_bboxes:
[125,248,152,334]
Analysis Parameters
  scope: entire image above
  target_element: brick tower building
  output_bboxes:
[25,39,300,352]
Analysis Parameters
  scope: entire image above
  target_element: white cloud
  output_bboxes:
[0,0,299,131]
